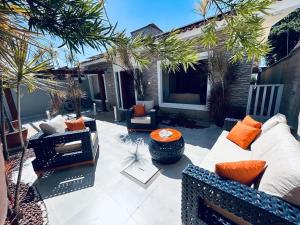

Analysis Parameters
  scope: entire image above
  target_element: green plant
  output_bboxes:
[197,0,273,62]
[109,32,199,100]
[49,91,66,116]
[66,76,85,118]
[0,34,59,219]
[266,9,300,65]
[1,0,122,53]
[208,50,236,126]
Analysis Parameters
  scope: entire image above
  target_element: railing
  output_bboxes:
[246,84,284,120]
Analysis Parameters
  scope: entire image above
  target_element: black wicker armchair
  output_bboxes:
[28,118,99,174]
[126,107,158,132]
[182,164,300,225]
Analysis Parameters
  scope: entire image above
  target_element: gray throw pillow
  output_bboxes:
[39,115,67,135]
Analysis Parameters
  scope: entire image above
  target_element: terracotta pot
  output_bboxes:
[5,128,28,149]
[4,120,28,149]
[4,120,19,132]
[0,145,7,225]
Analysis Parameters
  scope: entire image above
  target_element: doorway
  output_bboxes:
[88,73,107,111]
[115,70,136,109]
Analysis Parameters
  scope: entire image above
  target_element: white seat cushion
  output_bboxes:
[131,116,151,124]
[251,123,300,207]
[55,132,97,154]
[39,115,67,135]
[261,113,287,134]
[200,131,251,172]
[55,140,82,153]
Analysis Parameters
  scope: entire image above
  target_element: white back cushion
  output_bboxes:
[200,131,251,172]
[136,100,154,113]
[261,113,287,134]
[251,123,291,158]
[39,115,67,135]
[251,123,300,206]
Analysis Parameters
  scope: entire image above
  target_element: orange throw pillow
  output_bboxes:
[242,115,262,129]
[133,104,145,117]
[227,121,261,149]
[65,117,86,131]
[215,160,266,185]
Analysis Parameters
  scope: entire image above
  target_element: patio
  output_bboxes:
[17,116,222,225]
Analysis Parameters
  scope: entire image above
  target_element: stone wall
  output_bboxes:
[83,62,118,110]
[227,59,252,112]
[141,59,159,104]
[261,47,300,132]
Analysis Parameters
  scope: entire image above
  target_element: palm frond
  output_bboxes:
[0,34,62,93]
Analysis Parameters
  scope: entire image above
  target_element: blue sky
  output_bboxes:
[71,0,205,62]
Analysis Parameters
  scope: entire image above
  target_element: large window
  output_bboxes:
[162,59,208,106]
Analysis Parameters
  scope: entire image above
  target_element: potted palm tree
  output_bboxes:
[0,34,58,220]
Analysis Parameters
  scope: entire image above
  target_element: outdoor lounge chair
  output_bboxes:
[181,114,300,225]
[126,100,158,132]
[28,117,99,174]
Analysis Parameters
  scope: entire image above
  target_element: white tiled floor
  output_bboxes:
[20,120,222,225]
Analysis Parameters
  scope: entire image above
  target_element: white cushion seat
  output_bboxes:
[55,132,97,154]
[130,116,151,125]
[200,131,251,172]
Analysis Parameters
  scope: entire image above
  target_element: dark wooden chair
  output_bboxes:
[126,107,158,132]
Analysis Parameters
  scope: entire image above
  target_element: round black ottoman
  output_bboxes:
[149,129,185,164]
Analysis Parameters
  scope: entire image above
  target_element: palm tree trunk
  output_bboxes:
[0,73,15,222]
[13,83,26,218]
[4,108,15,133]
[0,73,9,160]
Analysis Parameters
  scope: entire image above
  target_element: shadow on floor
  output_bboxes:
[82,110,115,123]
[118,132,150,145]
[154,155,193,180]
[173,126,223,149]
[118,125,223,150]
[34,164,97,199]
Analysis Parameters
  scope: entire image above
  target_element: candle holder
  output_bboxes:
[93,103,97,117]
[46,110,51,120]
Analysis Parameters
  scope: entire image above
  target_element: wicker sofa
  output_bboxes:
[182,115,300,225]
[28,117,99,174]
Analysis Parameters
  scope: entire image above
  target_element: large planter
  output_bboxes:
[0,145,7,225]
[5,120,28,149]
